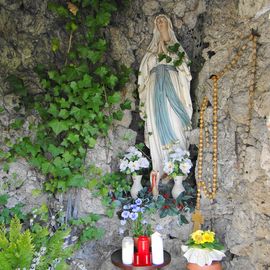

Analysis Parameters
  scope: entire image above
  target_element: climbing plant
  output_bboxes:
[5,0,131,193]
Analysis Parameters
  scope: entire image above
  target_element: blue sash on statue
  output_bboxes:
[150,64,191,146]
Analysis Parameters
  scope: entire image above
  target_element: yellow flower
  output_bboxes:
[202,231,215,243]
[191,230,204,244]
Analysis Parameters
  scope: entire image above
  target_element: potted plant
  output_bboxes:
[119,146,150,198]
[119,198,153,246]
[163,148,192,199]
[182,230,226,269]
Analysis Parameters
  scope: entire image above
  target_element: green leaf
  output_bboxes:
[67,133,80,144]
[166,55,172,63]
[160,208,169,218]
[51,38,60,52]
[48,2,69,17]
[88,50,102,64]
[67,174,87,187]
[92,39,107,51]
[106,74,118,88]
[158,53,166,62]
[62,151,74,163]
[59,109,69,119]
[48,144,64,157]
[95,66,108,78]
[10,119,24,130]
[179,214,189,225]
[48,103,58,117]
[108,92,121,104]
[0,194,9,205]
[48,120,69,135]
[113,110,124,120]
[96,12,111,26]
[85,137,96,148]
[120,99,131,110]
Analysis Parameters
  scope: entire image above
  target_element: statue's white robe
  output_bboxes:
[138,53,192,176]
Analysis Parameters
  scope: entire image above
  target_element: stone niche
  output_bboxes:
[1,0,270,270]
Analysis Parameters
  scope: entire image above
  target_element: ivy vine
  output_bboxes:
[4,0,131,193]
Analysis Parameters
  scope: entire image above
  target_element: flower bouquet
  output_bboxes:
[163,148,192,177]
[182,230,226,269]
[119,146,150,176]
[163,148,192,199]
[119,147,150,198]
[119,198,153,238]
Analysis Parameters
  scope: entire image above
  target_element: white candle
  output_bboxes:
[122,237,134,264]
[151,232,164,265]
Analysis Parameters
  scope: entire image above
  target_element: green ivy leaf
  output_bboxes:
[48,104,58,117]
[108,92,121,104]
[67,174,87,187]
[106,74,118,88]
[165,55,172,63]
[48,120,69,135]
[88,50,102,64]
[48,144,64,157]
[95,66,108,78]
[120,99,131,110]
[96,12,111,26]
[158,53,166,62]
[92,39,107,51]
[58,109,69,119]
[67,133,80,144]
[113,110,124,120]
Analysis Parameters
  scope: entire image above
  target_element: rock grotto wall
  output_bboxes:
[0,0,270,269]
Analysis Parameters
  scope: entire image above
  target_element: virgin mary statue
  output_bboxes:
[138,15,193,190]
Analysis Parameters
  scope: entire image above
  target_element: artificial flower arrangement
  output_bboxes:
[163,147,192,177]
[119,198,153,237]
[119,146,150,176]
[182,230,226,268]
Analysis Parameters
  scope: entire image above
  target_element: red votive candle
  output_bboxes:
[137,236,150,254]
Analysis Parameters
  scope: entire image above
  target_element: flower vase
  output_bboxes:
[131,175,143,199]
[187,262,222,270]
[172,175,185,199]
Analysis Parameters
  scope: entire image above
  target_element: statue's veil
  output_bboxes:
[147,15,184,54]
[138,15,189,89]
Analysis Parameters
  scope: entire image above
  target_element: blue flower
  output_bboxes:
[129,212,138,221]
[120,219,127,225]
[119,228,125,235]
[132,206,141,212]
[123,205,130,210]
[121,210,130,219]
[130,204,136,209]
[156,224,163,231]
[135,198,142,206]
[140,207,145,213]
[142,219,148,225]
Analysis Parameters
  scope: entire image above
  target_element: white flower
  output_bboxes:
[179,159,192,175]
[128,160,140,172]
[120,159,129,172]
[138,157,149,168]
[163,161,174,175]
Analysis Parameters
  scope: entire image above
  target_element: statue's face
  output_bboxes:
[156,16,168,32]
